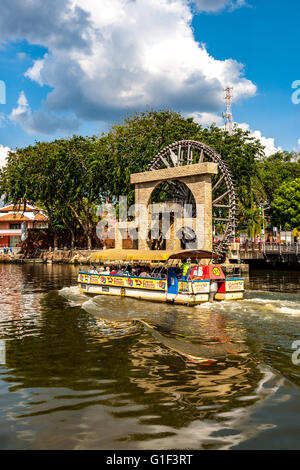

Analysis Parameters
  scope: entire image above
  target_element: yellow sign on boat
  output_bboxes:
[225,280,244,292]
[79,273,167,291]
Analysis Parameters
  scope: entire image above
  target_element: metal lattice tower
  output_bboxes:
[222,87,233,135]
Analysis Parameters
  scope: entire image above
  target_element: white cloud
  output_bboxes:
[0,0,256,134]
[192,0,246,13]
[291,139,300,154]
[10,91,80,135]
[236,123,281,157]
[25,58,46,86]
[183,113,281,157]
[187,111,223,126]
[0,144,11,168]
[10,91,29,119]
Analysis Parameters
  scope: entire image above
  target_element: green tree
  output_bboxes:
[98,110,202,204]
[0,143,64,249]
[0,137,107,249]
[198,125,264,209]
[271,178,300,229]
[257,151,300,216]
[238,206,267,241]
[0,110,272,248]
[51,136,107,249]
[97,111,264,209]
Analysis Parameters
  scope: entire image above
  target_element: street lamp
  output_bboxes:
[259,201,270,242]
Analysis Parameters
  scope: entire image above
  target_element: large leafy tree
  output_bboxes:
[271,178,300,230]
[98,110,202,204]
[257,151,300,206]
[0,110,279,248]
[50,136,107,249]
[0,143,64,248]
[97,111,264,209]
[0,137,107,249]
[198,125,264,209]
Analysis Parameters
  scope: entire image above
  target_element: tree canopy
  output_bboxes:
[272,178,300,230]
[0,109,298,248]
[101,111,265,208]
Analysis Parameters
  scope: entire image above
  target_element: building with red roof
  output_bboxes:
[0,203,48,248]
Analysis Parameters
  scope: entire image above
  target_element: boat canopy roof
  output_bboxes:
[167,250,218,260]
[91,249,217,262]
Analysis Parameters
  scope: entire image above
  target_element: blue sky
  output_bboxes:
[192,0,300,151]
[0,0,299,162]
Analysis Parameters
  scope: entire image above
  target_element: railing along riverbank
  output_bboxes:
[229,242,300,266]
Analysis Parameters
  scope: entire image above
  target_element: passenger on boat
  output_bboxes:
[103,267,111,275]
[139,267,151,278]
[181,260,190,275]
[110,267,118,275]
[90,266,99,274]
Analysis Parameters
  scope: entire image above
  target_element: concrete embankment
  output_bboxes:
[0,250,92,265]
[0,249,249,273]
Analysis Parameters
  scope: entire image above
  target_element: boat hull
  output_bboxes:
[78,272,245,306]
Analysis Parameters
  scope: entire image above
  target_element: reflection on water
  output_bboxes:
[246,269,300,294]
[0,264,299,450]
[60,287,248,364]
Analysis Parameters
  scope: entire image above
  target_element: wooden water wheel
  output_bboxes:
[148,140,237,263]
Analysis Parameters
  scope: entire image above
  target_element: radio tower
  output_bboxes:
[223,87,233,135]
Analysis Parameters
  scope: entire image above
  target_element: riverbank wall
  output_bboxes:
[0,249,249,273]
[0,250,92,265]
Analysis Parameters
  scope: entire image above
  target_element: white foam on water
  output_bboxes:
[195,292,300,317]
[243,297,300,316]
[279,306,300,315]
[81,298,104,315]
[59,286,89,307]
[195,302,212,309]
[59,284,300,320]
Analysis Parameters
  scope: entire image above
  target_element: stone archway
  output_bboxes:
[129,140,237,263]
[131,161,218,252]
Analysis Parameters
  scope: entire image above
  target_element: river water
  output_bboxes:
[0,264,299,450]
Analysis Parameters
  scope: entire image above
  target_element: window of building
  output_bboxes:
[34,223,48,229]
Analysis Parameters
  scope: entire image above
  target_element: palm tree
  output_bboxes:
[240,206,267,242]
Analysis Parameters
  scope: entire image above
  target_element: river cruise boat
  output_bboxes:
[78,249,245,306]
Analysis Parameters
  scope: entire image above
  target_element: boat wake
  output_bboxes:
[58,286,247,364]
[196,290,300,316]
[58,286,300,369]
[59,286,89,307]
